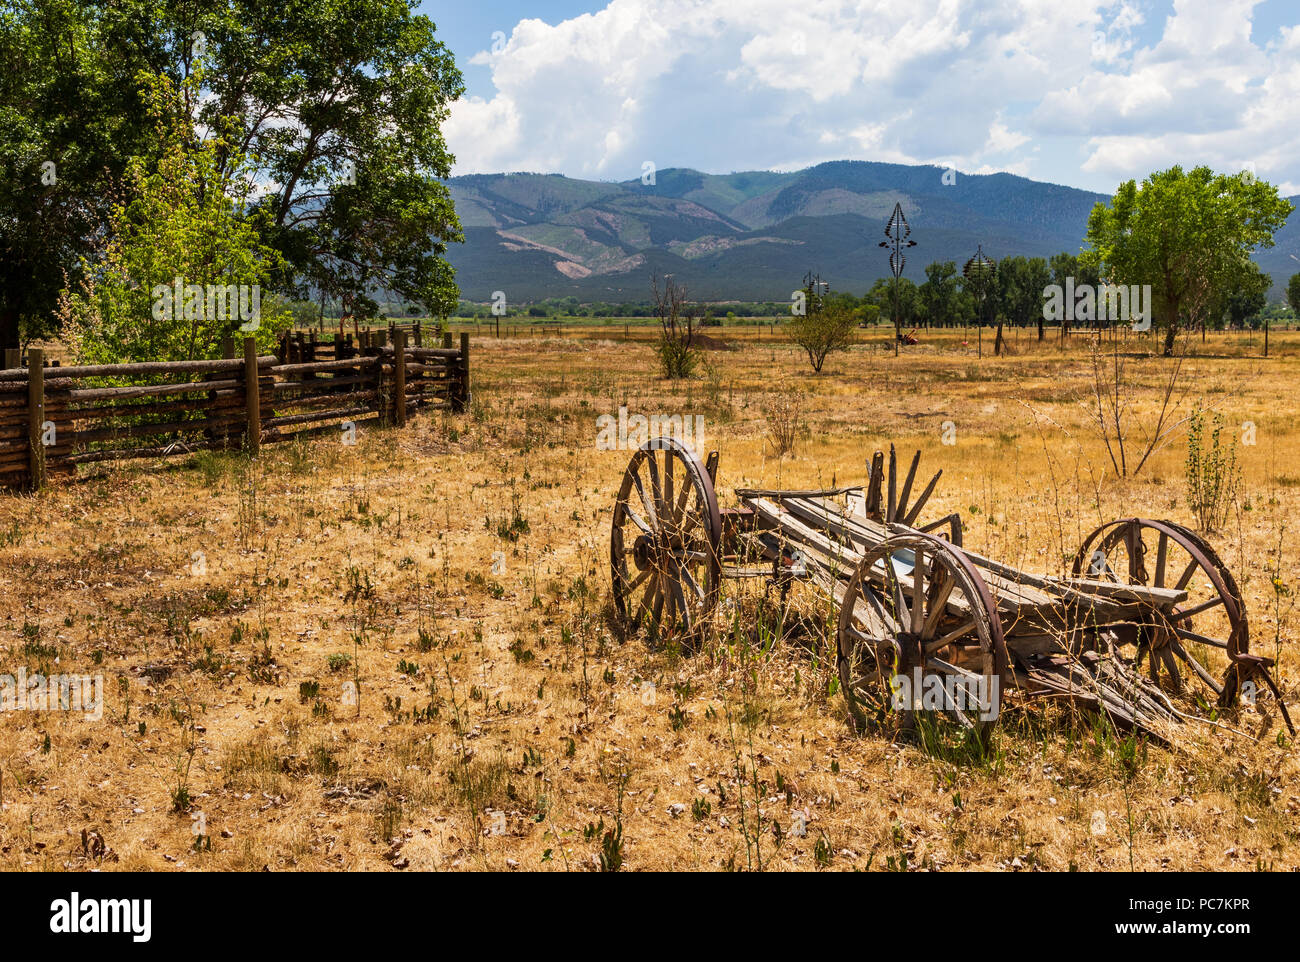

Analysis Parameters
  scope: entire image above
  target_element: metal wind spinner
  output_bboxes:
[879,202,916,279]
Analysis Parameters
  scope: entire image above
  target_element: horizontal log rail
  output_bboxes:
[0,356,276,381]
[2,333,470,490]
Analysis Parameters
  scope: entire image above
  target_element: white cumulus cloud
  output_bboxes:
[444,0,1300,194]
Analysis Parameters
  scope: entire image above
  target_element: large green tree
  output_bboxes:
[997,255,1052,339]
[0,0,464,349]
[866,276,920,329]
[1047,252,1098,337]
[184,1,467,320]
[1287,273,1300,317]
[0,0,156,351]
[918,260,961,326]
[1222,262,1271,330]
[1082,166,1293,355]
[59,76,289,362]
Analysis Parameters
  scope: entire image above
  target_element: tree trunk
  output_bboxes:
[1163,321,1177,357]
[0,307,18,352]
[1037,318,1044,341]
[994,323,1005,356]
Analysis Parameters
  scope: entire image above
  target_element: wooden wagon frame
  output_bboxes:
[610,438,1293,739]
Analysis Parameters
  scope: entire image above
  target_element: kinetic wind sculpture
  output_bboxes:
[879,202,916,355]
[962,244,996,357]
[801,270,829,315]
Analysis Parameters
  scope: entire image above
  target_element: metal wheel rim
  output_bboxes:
[1072,518,1247,702]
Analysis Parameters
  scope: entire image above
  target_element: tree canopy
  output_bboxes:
[58,75,289,362]
[1081,166,1293,355]
[996,255,1052,338]
[0,0,465,352]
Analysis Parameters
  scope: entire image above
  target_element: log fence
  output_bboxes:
[0,334,470,490]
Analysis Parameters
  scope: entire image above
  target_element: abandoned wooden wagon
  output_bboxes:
[609,438,1293,740]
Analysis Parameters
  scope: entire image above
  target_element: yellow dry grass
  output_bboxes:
[1,323,1297,871]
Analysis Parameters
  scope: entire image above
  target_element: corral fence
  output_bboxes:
[278,319,430,360]
[0,331,470,491]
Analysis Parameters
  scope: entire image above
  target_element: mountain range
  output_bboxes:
[443,160,1300,303]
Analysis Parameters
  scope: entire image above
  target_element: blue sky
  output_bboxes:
[419,1,1300,195]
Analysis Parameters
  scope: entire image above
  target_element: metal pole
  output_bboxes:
[893,276,899,357]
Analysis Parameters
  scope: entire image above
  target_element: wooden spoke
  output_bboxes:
[924,619,976,656]
[1167,596,1224,623]
[646,454,664,522]
[630,470,658,529]
[1154,531,1169,587]
[926,656,985,686]
[1174,557,1199,592]
[1160,648,1183,693]
[673,472,693,525]
[634,577,660,630]
[627,568,652,593]
[921,572,956,638]
[669,567,691,629]
[678,508,703,536]
[663,449,675,532]
[887,565,908,624]
[1126,525,1143,582]
[622,505,653,535]
[910,548,925,635]
[680,563,704,601]
[897,450,920,523]
[1173,627,1229,649]
[1169,640,1223,694]
[902,470,942,527]
[843,623,891,650]
[863,583,901,634]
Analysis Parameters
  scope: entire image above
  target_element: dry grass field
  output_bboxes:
[2,322,1298,872]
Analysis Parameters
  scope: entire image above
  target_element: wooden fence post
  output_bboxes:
[442,330,452,349]
[27,349,45,490]
[374,351,388,428]
[4,349,19,370]
[243,337,260,457]
[413,320,422,347]
[455,333,470,413]
[394,329,407,427]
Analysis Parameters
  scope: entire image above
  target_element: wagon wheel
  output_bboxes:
[611,437,722,643]
[837,531,1009,735]
[1072,519,1292,733]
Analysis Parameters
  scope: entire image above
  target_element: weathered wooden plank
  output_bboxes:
[1049,577,1188,607]
[0,356,274,381]
[67,379,241,402]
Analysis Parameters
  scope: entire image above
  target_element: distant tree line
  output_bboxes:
[451,253,1295,333]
